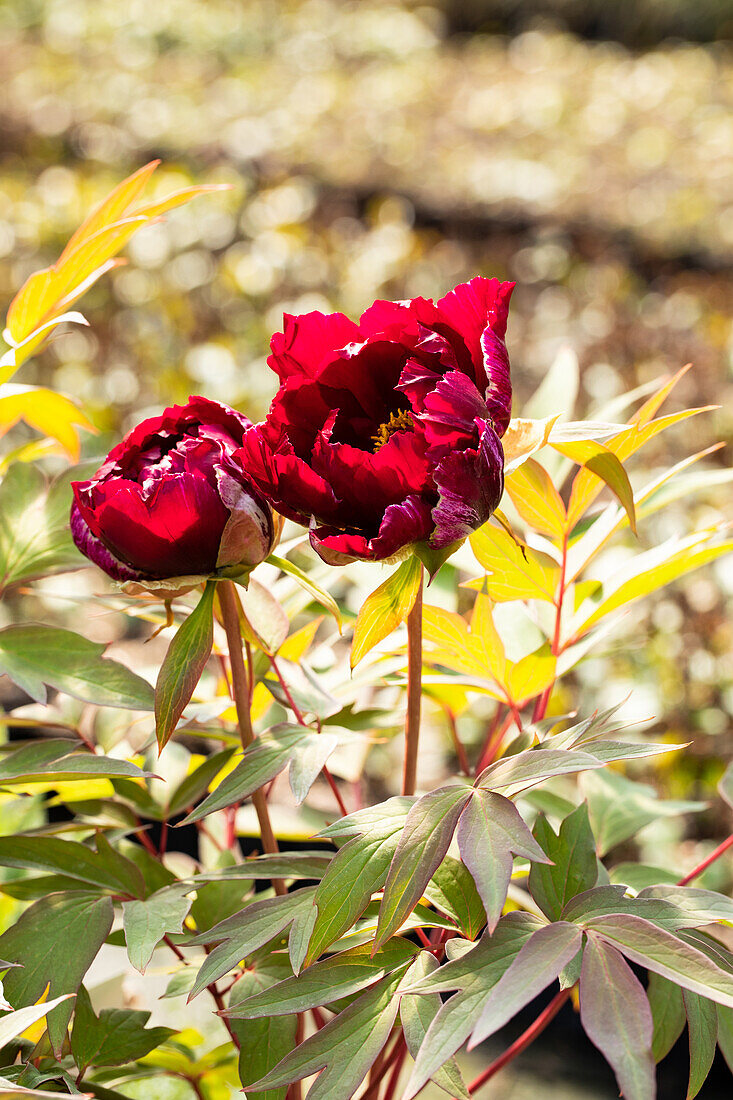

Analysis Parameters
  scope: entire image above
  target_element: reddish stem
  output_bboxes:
[362,1034,406,1100]
[381,1037,409,1100]
[677,832,733,886]
[402,577,424,797]
[468,986,571,1094]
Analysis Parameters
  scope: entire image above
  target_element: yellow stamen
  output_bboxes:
[372,409,414,451]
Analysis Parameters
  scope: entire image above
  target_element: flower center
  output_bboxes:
[371,409,414,451]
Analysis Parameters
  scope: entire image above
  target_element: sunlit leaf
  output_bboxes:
[350,556,423,668]
[468,522,559,602]
[0,385,94,461]
[122,885,194,973]
[553,438,637,534]
[504,457,567,539]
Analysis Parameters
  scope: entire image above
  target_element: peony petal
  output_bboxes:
[316,337,410,426]
[237,424,342,526]
[436,277,515,392]
[70,502,144,582]
[268,311,361,381]
[310,427,432,528]
[481,327,512,437]
[419,369,489,459]
[430,422,504,548]
[311,493,433,564]
[358,296,438,339]
[94,475,228,577]
[215,469,275,569]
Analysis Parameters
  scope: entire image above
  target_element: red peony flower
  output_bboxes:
[240,277,514,568]
[71,396,278,587]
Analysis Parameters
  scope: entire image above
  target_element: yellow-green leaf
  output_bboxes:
[468,523,559,603]
[504,458,567,539]
[553,439,636,535]
[0,385,94,461]
[351,556,423,668]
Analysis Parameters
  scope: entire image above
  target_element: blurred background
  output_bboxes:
[2,1,733,1094]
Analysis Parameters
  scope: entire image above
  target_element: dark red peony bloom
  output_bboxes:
[240,277,514,567]
[71,396,278,586]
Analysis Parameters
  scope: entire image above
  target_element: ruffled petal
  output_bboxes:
[311,494,434,564]
[70,502,144,582]
[268,311,361,381]
[358,296,438,339]
[419,369,489,460]
[481,327,512,437]
[316,338,411,426]
[436,277,515,392]
[310,428,432,528]
[237,424,342,526]
[430,422,504,549]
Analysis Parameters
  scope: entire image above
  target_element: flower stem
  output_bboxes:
[532,529,568,724]
[677,832,733,886]
[468,986,571,1094]
[218,579,285,895]
[402,574,424,797]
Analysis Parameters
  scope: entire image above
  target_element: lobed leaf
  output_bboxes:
[457,788,550,931]
[374,786,473,951]
[579,934,655,1100]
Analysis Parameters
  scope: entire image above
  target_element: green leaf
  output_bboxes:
[0,835,144,896]
[528,804,598,922]
[579,933,654,1100]
[155,581,215,750]
[186,888,316,998]
[268,553,342,627]
[191,852,331,883]
[683,990,718,1099]
[468,921,583,1048]
[122,885,193,973]
[226,940,417,1018]
[228,955,297,1100]
[638,885,733,928]
[423,856,486,940]
[0,1078,87,1099]
[582,770,705,856]
[477,748,603,794]
[402,913,542,1099]
[400,952,469,1100]
[375,786,472,951]
[552,439,637,534]
[244,971,403,1099]
[350,556,423,668]
[180,725,336,824]
[0,463,80,591]
[0,627,154,710]
[304,797,413,966]
[70,985,173,1072]
[648,971,686,1062]
[166,747,236,818]
[0,891,113,1055]
[0,740,149,785]
[562,885,716,932]
[582,914,733,1008]
[456,789,550,932]
[0,994,72,1047]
